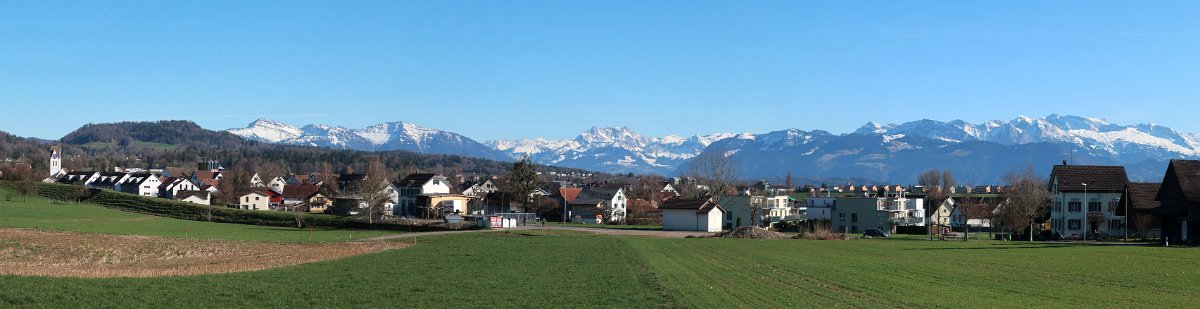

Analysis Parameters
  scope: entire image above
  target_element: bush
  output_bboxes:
[894,225,928,235]
[1,181,478,232]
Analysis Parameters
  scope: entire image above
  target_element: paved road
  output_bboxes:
[355,225,710,242]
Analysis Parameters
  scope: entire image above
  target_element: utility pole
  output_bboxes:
[1082,183,1088,242]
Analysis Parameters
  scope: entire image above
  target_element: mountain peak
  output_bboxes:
[854,122,894,135]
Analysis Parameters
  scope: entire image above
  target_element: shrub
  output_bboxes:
[1,181,478,232]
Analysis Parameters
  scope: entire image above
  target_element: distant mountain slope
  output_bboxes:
[51,121,593,179]
[222,114,1199,183]
[228,119,511,161]
[697,115,1199,183]
[488,126,736,175]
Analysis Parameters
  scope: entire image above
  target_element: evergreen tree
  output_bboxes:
[506,157,543,213]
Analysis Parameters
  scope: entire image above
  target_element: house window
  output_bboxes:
[838,213,845,221]
[851,213,858,223]
[1109,219,1122,230]
[1109,199,1119,213]
[1068,201,1081,212]
[1068,219,1081,230]
[433,180,441,185]
[1087,201,1101,212]
[1053,201,1062,212]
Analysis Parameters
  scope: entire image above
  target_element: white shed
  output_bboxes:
[661,198,724,233]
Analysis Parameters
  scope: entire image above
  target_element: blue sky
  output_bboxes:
[2,1,1199,140]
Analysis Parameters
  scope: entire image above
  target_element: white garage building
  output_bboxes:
[661,198,725,233]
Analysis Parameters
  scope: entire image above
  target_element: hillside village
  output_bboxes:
[34,144,1200,243]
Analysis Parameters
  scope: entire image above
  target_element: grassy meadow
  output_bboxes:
[0,192,397,242]
[0,194,1198,308]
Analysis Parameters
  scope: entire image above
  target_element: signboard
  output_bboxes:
[489,216,502,228]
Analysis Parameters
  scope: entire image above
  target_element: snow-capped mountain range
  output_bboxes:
[488,127,739,175]
[228,119,510,161]
[227,114,1200,183]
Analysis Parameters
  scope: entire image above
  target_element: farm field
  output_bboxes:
[1,196,1198,308]
[0,193,398,242]
[1,228,1197,307]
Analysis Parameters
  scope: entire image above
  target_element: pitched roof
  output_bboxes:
[1119,183,1161,215]
[396,173,437,188]
[193,171,219,181]
[660,198,709,210]
[1171,160,1200,202]
[661,197,723,214]
[558,187,582,203]
[1050,165,1128,192]
[175,190,208,200]
[570,187,619,205]
[282,184,321,199]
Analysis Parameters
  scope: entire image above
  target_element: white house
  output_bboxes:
[1048,164,1128,239]
[249,173,266,187]
[661,198,724,232]
[119,173,162,197]
[564,187,627,223]
[89,172,129,191]
[56,171,99,186]
[176,190,211,205]
[804,197,836,221]
[238,191,271,211]
[159,177,201,199]
[268,176,288,194]
[394,173,452,217]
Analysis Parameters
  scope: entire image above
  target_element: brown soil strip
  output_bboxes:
[0,228,400,278]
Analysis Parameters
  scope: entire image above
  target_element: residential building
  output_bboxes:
[268,176,288,194]
[118,172,161,197]
[1049,163,1128,239]
[238,191,272,211]
[1117,182,1161,239]
[394,173,470,218]
[564,187,626,223]
[89,172,129,191]
[661,198,724,232]
[1153,160,1200,243]
[831,197,891,234]
[176,190,211,205]
[804,197,836,221]
[282,184,331,213]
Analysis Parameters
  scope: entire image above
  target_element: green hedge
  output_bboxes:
[1,181,476,232]
[894,225,928,235]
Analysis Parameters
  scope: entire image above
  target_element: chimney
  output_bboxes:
[1062,160,1068,166]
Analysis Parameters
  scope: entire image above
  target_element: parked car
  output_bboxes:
[863,228,889,238]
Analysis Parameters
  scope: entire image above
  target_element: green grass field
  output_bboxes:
[1,194,1198,308]
[0,194,397,242]
[2,230,1197,308]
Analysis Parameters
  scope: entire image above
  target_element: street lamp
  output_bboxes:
[1082,183,1088,241]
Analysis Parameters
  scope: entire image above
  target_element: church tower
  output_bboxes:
[50,146,62,177]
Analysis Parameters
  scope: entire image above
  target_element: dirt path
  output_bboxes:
[0,228,399,278]
[356,225,710,242]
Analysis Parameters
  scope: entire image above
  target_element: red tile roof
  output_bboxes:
[1050,165,1128,192]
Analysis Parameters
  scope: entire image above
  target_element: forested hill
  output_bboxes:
[2,121,598,180]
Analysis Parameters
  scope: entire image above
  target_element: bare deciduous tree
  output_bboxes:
[355,159,393,224]
[684,151,738,199]
[999,167,1051,241]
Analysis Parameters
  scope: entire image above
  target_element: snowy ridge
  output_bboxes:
[227,119,509,160]
[488,126,736,174]
[852,114,1200,157]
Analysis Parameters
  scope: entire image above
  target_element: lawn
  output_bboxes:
[0,194,398,242]
[0,231,668,308]
[625,237,1200,308]
[1,229,1197,307]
